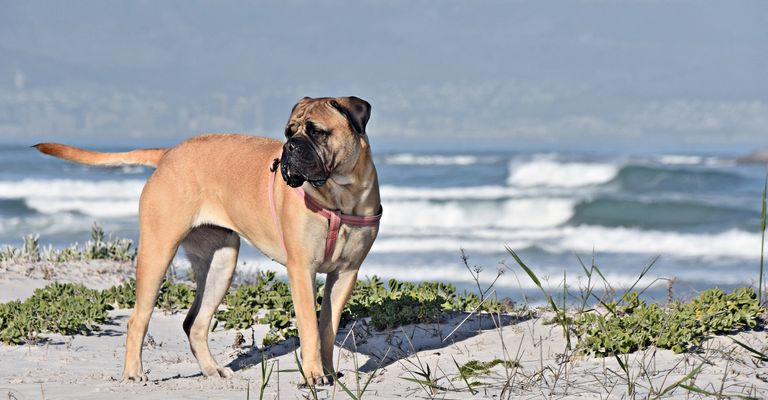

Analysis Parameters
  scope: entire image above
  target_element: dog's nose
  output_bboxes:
[286,142,296,153]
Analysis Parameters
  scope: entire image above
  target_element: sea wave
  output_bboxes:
[0,213,102,238]
[371,225,761,260]
[381,185,524,200]
[568,197,755,230]
[382,198,575,229]
[507,160,619,188]
[25,198,138,218]
[0,179,144,218]
[230,257,747,290]
[0,179,145,199]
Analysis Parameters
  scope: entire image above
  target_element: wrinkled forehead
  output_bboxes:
[288,99,348,131]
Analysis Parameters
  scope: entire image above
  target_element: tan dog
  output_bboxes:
[34,96,381,386]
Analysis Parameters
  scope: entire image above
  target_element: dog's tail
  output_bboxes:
[33,143,168,167]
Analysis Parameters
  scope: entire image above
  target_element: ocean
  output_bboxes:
[1,144,766,303]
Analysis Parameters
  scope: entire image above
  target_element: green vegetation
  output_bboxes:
[0,279,196,344]
[342,276,506,331]
[2,266,765,353]
[102,278,196,312]
[215,271,296,345]
[575,288,764,356]
[0,283,110,344]
[457,359,520,381]
[0,223,136,263]
[2,222,765,369]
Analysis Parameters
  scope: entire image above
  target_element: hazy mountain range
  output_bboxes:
[1,0,766,151]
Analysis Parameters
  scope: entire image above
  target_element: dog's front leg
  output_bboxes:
[287,265,325,386]
[318,268,358,376]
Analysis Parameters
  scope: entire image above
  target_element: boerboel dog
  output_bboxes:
[34,96,381,386]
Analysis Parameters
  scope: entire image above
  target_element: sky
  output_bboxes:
[0,0,767,152]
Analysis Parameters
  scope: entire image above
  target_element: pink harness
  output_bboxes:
[268,154,382,261]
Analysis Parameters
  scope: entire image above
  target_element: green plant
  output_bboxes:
[258,350,274,400]
[0,235,41,263]
[575,287,764,356]
[0,283,110,344]
[342,277,505,331]
[102,278,195,312]
[506,246,572,349]
[156,279,195,313]
[83,223,135,262]
[102,279,137,308]
[0,223,136,263]
[457,358,519,382]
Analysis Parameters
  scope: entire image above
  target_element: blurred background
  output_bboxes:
[1,1,767,300]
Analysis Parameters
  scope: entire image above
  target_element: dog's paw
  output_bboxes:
[299,371,337,387]
[216,367,234,378]
[202,366,234,378]
[120,371,149,383]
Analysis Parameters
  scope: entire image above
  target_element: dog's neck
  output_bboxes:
[302,146,380,217]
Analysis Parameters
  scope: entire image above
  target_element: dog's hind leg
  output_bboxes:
[121,213,188,382]
[182,225,240,378]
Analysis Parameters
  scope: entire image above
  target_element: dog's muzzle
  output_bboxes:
[280,138,329,188]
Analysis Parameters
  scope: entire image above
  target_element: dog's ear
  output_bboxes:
[330,96,371,135]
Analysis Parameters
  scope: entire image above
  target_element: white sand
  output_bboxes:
[2,261,767,399]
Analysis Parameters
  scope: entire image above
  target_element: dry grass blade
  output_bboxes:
[292,349,319,400]
[259,350,273,400]
[452,356,477,395]
[677,383,717,396]
[730,337,768,362]
[505,245,571,349]
[654,363,703,399]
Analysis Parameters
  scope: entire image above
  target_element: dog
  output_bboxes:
[34,96,381,386]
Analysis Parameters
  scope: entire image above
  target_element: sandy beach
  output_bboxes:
[2,260,767,399]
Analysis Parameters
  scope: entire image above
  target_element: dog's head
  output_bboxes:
[280,96,372,188]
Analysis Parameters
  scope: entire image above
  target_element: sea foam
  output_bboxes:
[507,160,619,188]
[371,225,761,260]
[0,179,144,199]
[381,198,575,229]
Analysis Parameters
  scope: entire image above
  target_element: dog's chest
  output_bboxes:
[316,224,378,273]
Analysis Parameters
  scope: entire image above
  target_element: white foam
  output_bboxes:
[384,154,481,166]
[218,256,748,292]
[381,185,523,200]
[549,225,761,260]
[25,198,138,218]
[381,198,575,229]
[349,263,671,290]
[0,213,97,237]
[0,179,145,200]
[507,160,618,188]
[371,225,762,260]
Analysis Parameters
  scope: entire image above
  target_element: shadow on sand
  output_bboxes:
[226,311,530,374]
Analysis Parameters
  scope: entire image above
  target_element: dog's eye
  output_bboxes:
[306,122,329,138]
[284,126,294,138]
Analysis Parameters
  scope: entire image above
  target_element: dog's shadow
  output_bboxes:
[227,312,529,374]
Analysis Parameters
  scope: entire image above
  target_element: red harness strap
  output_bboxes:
[268,154,382,261]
